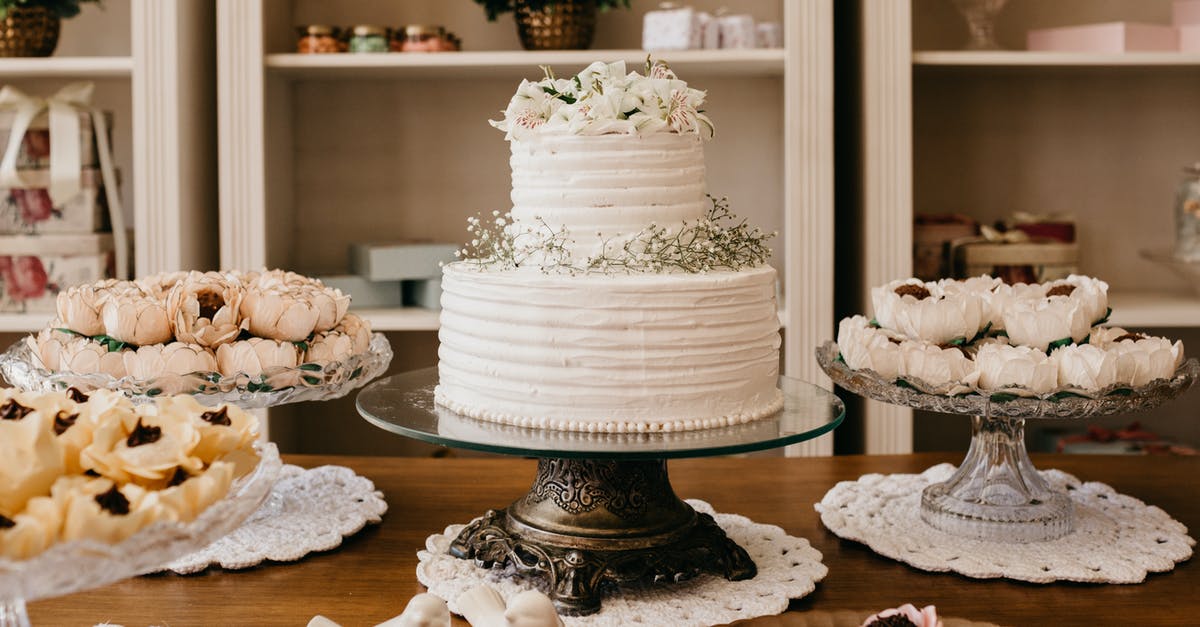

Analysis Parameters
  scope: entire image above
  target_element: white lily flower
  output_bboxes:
[334,313,373,355]
[1002,297,1090,352]
[836,315,902,380]
[305,331,355,366]
[872,278,984,345]
[167,272,247,348]
[55,281,117,336]
[123,342,217,379]
[1050,343,1119,391]
[974,342,1059,395]
[897,340,978,389]
[59,338,127,378]
[101,296,173,346]
[1104,334,1184,387]
[215,338,300,377]
[239,289,320,342]
[1044,274,1109,325]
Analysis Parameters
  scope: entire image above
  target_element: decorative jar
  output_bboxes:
[0,6,60,57]
[295,25,341,53]
[1175,163,1200,261]
[348,25,389,53]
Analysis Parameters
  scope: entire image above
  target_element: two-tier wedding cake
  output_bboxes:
[435,60,782,432]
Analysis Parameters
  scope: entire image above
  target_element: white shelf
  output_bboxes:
[913,50,1200,67]
[0,312,50,333]
[1108,291,1200,328]
[265,49,785,79]
[0,56,133,78]
[354,305,790,333]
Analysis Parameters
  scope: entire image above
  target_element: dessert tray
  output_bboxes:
[816,341,1199,545]
[0,442,282,627]
[0,333,393,409]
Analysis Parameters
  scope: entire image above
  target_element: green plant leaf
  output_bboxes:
[302,375,321,385]
[146,388,162,397]
[1107,388,1133,397]
[1050,391,1087,401]
[1047,337,1073,351]
[1093,307,1112,326]
[298,363,322,371]
[989,392,1018,403]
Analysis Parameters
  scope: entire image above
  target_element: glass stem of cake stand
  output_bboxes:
[0,598,30,627]
[920,403,1073,542]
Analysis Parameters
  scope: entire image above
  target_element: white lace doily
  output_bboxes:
[417,499,826,627]
[160,464,388,574]
[816,464,1194,584]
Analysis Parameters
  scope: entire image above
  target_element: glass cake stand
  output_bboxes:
[356,367,844,615]
[816,341,1200,543]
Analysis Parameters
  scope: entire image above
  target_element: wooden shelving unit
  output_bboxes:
[0,56,133,78]
[913,50,1200,66]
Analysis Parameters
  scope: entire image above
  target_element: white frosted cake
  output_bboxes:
[435,60,783,432]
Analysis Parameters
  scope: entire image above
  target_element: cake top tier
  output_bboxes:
[490,59,714,140]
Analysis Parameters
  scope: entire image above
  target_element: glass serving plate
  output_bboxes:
[0,441,282,627]
[0,333,393,409]
[816,341,1200,543]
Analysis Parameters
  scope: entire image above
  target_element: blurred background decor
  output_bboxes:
[0,0,100,57]
[474,0,631,50]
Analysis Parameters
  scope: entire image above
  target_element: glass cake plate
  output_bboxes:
[0,442,282,627]
[816,341,1200,543]
[0,333,393,409]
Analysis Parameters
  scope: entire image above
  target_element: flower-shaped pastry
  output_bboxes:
[939,275,1003,328]
[25,327,76,371]
[123,342,218,379]
[975,342,1059,395]
[0,394,65,517]
[1044,274,1109,325]
[0,495,63,559]
[57,337,128,378]
[305,331,355,366]
[302,285,350,333]
[978,281,1045,331]
[1002,297,1090,352]
[837,315,903,381]
[215,337,300,378]
[872,279,984,345]
[334,313,372,355]
[55,280,118,336]
[80,410,203,486]
[155,459,236,523]
[239,288,321,342]
[135,271,190,299]
[166,272,248,348]
[897,341,978,391]
[101,295,173,346]
[1050,343,1119,391]
[151,395,259,465]
[863,603,942,627]
[56,476,167,544]
[1102,332,1184,387]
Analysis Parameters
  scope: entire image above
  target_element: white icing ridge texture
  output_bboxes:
[436,264,782,432]
[509,132,706,261]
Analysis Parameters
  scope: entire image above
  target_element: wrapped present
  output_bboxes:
[0,167,108,233]
[756,22,783,48]
[952,227,1078,284]
[0,233,117,312]
[1174,0,1200,25]
[0,109,111,170]
[642,5,699,51]
[717,14,756,49]
[1027,22,1178,53]
[913,213,976,281]
[698,12,719,49]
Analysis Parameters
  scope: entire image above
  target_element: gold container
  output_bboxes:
[514,0,597,51]
[0,6,60,58]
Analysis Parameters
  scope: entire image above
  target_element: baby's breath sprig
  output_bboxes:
[456,210,571,271]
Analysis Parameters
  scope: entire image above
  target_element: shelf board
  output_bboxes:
[265,49,785,79]
[1108,291,1200,328]
[0,312,50,333]
[356,304,790,333]
[0,56,133,79]
[914,50,1200,67]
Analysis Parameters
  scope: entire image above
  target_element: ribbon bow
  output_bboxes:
[0,81,95,207]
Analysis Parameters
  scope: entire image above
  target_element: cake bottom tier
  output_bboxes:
[435,263,783,432]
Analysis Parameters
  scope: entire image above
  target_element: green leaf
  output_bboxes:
[868,319,880,328]
[947,336,967,347]
[292,340,308,353]
[1107,388,1133,397]
[350,367,363,380]
[989,392,1018,403]
[298,363,322,371]
[302,375,321,385]
[834,353,846,365]
[969,321,993,344]
[1050,391,1087,401]
[1093,307,1112,326]
[146,388,162,397]
[53,327,83,336]
[1047,337,1074,351]
[895,379,916,390]
[993,330,1009,338]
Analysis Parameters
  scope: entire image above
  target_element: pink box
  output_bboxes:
[1181,24,1200,50]
[1026,22,1178,53]
[1174,0,1200,25]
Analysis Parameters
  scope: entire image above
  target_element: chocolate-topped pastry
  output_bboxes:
[894,283,932,300]
[870,617,918,627]
[94,485,131,516]
[126,418,163,447]
[0,399,34,421]
[65,387,90,403]
[200,407,232,426]
[0,514,14,529]
[1045,284,1076,297]
[167,466,190,487]
[53,411,79,436]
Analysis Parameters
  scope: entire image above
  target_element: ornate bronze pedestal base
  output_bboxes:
[448,458,757,615]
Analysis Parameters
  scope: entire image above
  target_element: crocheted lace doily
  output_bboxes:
[816,464,1194,584]
[416,499,826,627]
[160,464,388,574]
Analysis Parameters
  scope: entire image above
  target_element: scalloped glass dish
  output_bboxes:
[0,442,282,627]
[0,333,393,409]
[816,341,1199,543]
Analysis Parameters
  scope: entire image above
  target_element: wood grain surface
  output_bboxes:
[28,454,1198,627]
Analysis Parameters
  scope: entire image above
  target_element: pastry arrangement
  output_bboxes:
[0,387,261,560]
[836,275,1187,398]
[15,269,377,397]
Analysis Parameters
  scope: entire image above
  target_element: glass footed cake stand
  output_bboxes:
[356,367,844,615]
[0,442,281,627]
[816,341,1200,544]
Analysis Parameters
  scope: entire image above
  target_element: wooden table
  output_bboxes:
[29,454,1198,626]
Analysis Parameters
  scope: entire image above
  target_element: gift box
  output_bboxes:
[0,233,116,312]
[756,22,783,48]
[952,238,1079,284]
[1174,0,1200,25]
[350,242,458,282]
[1180,24,1200,51]
[0,109,111,170]
[0,167,108,234]
[698,12,719,49]
[718,14,756,49]
[317,274,403,308]
[642,6,699,52]
[913,214,977,281]
[1026,22,1178,53]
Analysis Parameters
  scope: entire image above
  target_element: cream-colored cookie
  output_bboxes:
[155,459,236,523]
[0,396,66,518]
[0,495,64,560]
[81,407,203,486]
[150,396,259,465]
[57,476,166,545]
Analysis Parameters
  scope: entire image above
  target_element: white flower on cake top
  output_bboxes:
[839,275,1186,398]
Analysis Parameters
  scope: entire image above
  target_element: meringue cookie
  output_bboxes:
[0,395,66,517]
[57,476,167,545]
[80,409,203,486]
[0,495,63,560]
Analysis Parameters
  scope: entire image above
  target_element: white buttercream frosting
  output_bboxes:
[509,132,707,263]
[436,263,782,432]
